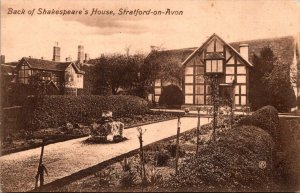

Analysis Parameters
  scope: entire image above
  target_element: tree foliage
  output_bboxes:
[250,47,296,112]
[142,51,182,86]
[92,54,144,95]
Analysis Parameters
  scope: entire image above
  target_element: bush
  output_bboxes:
[155,151,170,166]
[25,95,149,128]
[159,85,183,107]
[238,105,279,139]
[166,142,185,158]
[164,125,274,192]
[120,158,138,187]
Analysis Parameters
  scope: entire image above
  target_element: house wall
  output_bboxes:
[64,65,84,89]
[183,37,249,107]
[17,62,64,88]
[18,63,32,84]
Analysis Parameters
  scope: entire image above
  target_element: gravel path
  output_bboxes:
[0,117,210,192]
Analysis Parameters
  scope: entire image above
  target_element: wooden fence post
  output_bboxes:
[196,107,201,156]
[137,127,146,183]
[175,115,181,175]
[35,140,45,189]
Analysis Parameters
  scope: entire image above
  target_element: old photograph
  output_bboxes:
[0,0,299,192]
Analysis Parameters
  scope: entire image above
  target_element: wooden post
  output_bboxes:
[230,80,236,129]
[35,140,45,189]
[137,127,146,183]
[212,78,217,142]
[175,115,181,175]
[196,108,201,156]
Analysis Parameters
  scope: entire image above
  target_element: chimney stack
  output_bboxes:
[84,53,90,62]
[239,44,249,61]
[78,45,84,63]
[150,45,159,51]
[66,57,72,62]
[0,55,5,64]
[53,42,61,62]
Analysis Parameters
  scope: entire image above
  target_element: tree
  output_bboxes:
[250,47,276,110]
[263,63,296,112]
[250,47,296,112]
[142,51,182,85]
[93,54,144,95]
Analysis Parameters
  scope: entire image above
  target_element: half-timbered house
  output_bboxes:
[182,34,252,108]
[147,33,299,109]
[15,57,85,94]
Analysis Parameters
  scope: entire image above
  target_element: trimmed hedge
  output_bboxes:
[165,125,274,192]
[238,105,279,139]
[26,95,149,128]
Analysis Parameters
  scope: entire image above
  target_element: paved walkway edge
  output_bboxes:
[31,127,198,192]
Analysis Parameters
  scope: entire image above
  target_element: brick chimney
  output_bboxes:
[84,53,90,62]
[53,43,61,62]
[66,57,72,62]
[239,44,249,61]
[78,45,84,63]
[0,55,5,64]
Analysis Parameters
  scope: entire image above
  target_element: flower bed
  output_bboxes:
[52,106,278,192]
[0,112,176,156]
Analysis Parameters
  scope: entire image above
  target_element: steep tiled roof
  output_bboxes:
[230,36,296,66]
[145,48,197,67]
[22,57,72,71]
[146,36,297,67]
[19,57,85,74]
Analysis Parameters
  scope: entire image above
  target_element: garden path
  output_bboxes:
[0,117,210,192]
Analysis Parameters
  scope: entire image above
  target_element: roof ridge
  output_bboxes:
[154,35,295,53]
[229,35,294,44]
[156,47,198,52]
[23,57,72,64]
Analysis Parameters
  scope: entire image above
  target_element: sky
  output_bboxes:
[1,0,299,62]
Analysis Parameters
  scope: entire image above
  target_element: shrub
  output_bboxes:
[120,158,138,187]
[94,167,114,187]
[155,151,170,166]
[25,95,149,129]
[158,85,183,107]
[144,165,163,185]
[166,142,185,158]
[164,125,274,192]
[120,169,137,187]
[238,105,279,139]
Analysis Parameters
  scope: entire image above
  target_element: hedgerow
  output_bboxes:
[238,105,279,139]
[25,95,149,128]
[164,125,274,192]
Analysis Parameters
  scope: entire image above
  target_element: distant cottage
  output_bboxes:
[147,33,299,109]
[16,57,84,94]
[1,44,88,95]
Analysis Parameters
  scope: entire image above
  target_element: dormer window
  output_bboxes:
[205,53,225,74]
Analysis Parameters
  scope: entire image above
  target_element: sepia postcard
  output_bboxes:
[0,0,300,192]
